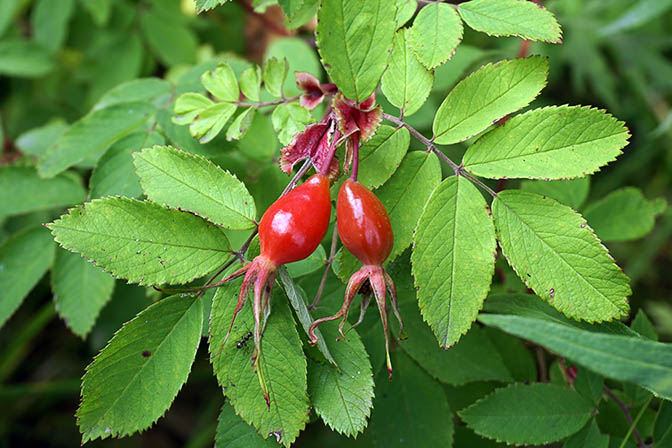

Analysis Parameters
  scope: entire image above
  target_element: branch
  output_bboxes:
[604,386,647,448]
[235,95,301,108]
[309,223,339,310]
[382,113,498,198]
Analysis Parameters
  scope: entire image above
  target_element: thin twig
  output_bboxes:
[309,222,340,310]
[382,113,461,174]
[235,95,301,108]
[282,157,314,195]
[604,386,646,448]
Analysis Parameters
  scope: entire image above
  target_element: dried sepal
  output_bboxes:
[280,118,341,178]
[295,72,338,110]
[333,93,382,142]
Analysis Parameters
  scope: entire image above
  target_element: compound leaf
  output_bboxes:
[463,106,630,180]
[458,0,562,43]
[410,3,463,69]
[307,320,373,436]
[209,278,309,447]
[316,0,396,102]
[492,191,631,322]
[47,197,231,286]
[38,102,155,178]
[412,176,496,347]
[77,294,203,443]
[382,29,434,116]
[0,165,85,217]
[459,383,593,445]
[52,248,115,338]
[433,56,548,145]
[584,187,667,242]
[0,226,56,328]
[134,145,256,230]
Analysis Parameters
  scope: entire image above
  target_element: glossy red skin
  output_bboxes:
[258,173,331,266]
[337,179,393,266]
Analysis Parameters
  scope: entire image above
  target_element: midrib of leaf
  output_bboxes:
[87,299,199,432]
[498,200,623,314]
[436,62,540,138]
[139,155,254,226]
[430,6,439,65]
[483,315,671,373]
[332,369,356,433]
[401,35,409,110]
[51,224,229,252]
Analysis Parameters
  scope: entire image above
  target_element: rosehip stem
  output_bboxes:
[318,120,339,177]
[234,95,301,108]
[282,157,314,196]
[350,135,360,181]
[309,220,340,310]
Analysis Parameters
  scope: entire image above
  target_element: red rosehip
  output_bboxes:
[310,179,403,379]
[337,178,393,266]
[216,173,331,405]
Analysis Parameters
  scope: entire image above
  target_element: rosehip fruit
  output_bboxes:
[309,179,403,378]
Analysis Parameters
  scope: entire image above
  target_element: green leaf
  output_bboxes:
[173,93,214,125]
[195,0,230,13]
[52,248,115,338]
[572,364,604,405]
[262,57,288,98]
[483,327,536,382]
[357,125,409,189]
[0,166,86,217]
[271,103,313,145]
[392,260,513,385]
[226,108,256,141]
[368,350,454,447]
[0,226,56,328]
[215,404,276,448]
[520,177,590,209]
[459,383,593,445]
[0,0,21,37]
[47,197,231,286]
[239,65,262,102]
[584,187,667,242]
[410,3,463,69]
[133,145,256,230]
[140,8,197,66]
[381,29,434,116]
[458,0,562,43]
[478,312,672,401]
[377,151,441,263]
[412,176,496,347]
[279,0,319,29]
[38,102,155,178]
[654,400,672,447]
[80,0,112,26]
[599,0,672,36]
[316,0,396,102]
[191,102,238,144]
[462,106,630,180]
[482,293,638,337]
[307,318,373,436]
[15,120,68,158]
[276,266,337,366]
[265,38,321,97]
[202,63,240,102]
[492,190,631,322]
[209,279,309,447]
[77,294,203,443]
[433,56,548,145]
[631,309,658,341]
[395,0,418,28]
[93,78,172,111]
[0,39,53,78]
[31,0,75,53]
[89,132,165,199]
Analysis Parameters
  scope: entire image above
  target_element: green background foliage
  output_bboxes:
[0,0,671,447]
